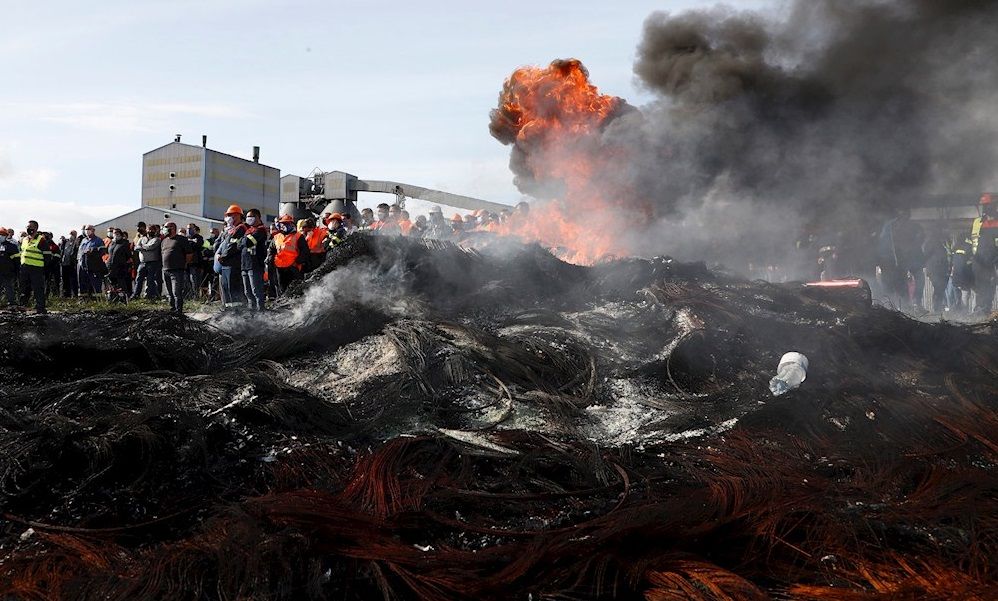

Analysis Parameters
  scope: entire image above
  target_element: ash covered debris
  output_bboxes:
[1,235,996,600]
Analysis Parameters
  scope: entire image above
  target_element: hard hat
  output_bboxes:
[451,214,463,222]
[225,204,244,215]
[429,206,443,215]
[329,212,344,221]
[278,214,295,223]
[981,193,994,205]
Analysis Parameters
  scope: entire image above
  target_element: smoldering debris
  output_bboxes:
[1,235,996,600]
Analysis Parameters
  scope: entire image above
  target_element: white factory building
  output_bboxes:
[96,136,280,234]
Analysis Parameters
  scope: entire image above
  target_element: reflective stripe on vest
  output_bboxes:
[274,232,301,268]
[971,217,983,254]
[20,236,46,267]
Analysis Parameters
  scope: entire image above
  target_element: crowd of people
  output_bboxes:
[2,195,996,317]
[787,194,998,316]
[0,201,533,315]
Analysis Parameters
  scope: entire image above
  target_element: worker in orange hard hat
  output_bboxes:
[213,203,248,308]
[327,213,348,246]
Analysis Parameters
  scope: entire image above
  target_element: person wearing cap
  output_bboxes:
[0,228,19,307]
[214,204,248,308]
[327,213,348,246]
[424,206,451,239]
[239,208,268,311]
[132,224,162,301]
[161,222,194,313]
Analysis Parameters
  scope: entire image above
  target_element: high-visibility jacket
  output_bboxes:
[274,231,303,269]
[307,226,328,254]
[970,217,983,254]
[20,235,48,268]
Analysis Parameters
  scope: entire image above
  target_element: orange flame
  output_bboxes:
[490,59,636,264]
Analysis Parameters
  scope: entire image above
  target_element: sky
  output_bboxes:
[0,0,774,235]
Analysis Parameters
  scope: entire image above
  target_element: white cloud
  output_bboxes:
[0,101,254,133]
[0,147,58,193]
[0,198,133,237]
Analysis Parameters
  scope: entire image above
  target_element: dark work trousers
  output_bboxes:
[133,261,162,299]
[241,268,266,310]
[276,266,301,296]
[0,274,15,305]
[218,265,246,308]
[973,262,996,313]
[19,265,46,312]
[187,265,203,299]
[928,273,948,313]
[61,264,79,297]
[164,268,187,313]
[78,266,103,295]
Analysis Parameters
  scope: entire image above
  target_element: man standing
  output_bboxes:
[185,223,206,299]
[106,228,132,301]
[60,230,79,298]
[77,225,107,297]
[18,220,51,314]
[214,204,248,309]
[133,224,162,300]
[240,208,268,311]
[878,208,926,312]
[972,193,998,315]
[270,214,308,295]
[161,222,193,314]
[0,228,19,307]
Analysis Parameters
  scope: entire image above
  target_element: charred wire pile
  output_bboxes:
[1,235,996,600]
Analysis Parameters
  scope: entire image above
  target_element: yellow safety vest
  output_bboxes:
[20,235,46,268]
[970,217,983,253]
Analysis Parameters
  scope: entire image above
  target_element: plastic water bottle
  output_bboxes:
[769,352,809,396]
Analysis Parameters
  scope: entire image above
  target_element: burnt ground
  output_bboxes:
[0,234,995,600]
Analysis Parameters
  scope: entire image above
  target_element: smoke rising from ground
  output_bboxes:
[493,0,998,271]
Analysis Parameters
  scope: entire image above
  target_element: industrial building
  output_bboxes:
[97,135,280,232]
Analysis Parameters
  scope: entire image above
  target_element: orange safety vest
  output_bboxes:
[399,219,413,236]
[307,226,328,254]
[274,231,302,269]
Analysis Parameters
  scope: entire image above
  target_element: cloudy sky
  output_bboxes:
[0,0,772,234]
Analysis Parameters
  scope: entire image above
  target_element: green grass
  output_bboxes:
[38,296,223,314]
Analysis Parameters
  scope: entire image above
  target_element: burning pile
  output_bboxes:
[1,235,995,599]
[489,59,637,263]
[488,0,998,271]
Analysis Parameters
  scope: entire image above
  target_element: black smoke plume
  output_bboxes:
[494,0,998,268]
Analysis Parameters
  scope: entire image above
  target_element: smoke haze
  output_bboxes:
[492,0,998,271]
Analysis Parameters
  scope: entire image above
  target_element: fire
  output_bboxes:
[489,59,636,264]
